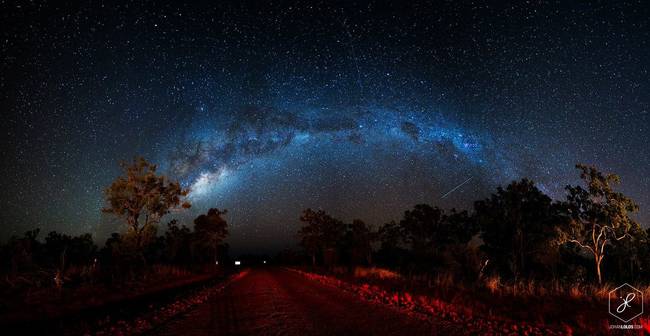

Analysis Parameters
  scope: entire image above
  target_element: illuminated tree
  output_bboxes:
[103,157,190,253]
[562,164,640,284]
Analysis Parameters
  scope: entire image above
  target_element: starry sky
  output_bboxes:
[1,1,649,254]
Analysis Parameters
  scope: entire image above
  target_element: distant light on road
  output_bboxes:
[263,260,267,264]
[235,261,241,265]
[215,261,219,265]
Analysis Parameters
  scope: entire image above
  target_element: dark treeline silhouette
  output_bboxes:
[296,164,645,286]
[0,220,226,289]
[0,158,229,295]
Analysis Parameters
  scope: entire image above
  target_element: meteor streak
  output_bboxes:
[440,176,473,199]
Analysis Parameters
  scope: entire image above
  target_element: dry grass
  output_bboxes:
[568,285,583,299]
[485,275,500,294]
[350,267,637,302]
[480,274,649,305]
[352,266,402,280]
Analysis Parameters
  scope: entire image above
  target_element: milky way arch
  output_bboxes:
[162,103,519,202]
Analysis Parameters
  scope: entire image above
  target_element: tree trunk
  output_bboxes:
[214,242,219,265]
[596,255,603,284]
[135,226,147,269]
[519,232,525,277]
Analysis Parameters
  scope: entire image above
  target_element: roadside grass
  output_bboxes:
[297,266,646,335]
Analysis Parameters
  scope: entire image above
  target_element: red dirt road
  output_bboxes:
[155,268,459,335]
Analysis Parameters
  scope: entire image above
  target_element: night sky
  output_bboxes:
[1,1,648,254]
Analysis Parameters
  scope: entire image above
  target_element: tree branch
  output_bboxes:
[568,239,595,254]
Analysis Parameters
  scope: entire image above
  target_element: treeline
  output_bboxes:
[297,164,645,285]
[0,212,228,287]
[0,158,228,290]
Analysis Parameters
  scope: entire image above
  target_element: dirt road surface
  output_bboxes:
[154,268,460,335]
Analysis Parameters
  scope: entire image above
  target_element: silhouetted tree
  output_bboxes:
[398,204,476,271]
[298,209,345,266]
[376,220,409,268]
[102,157,191,258]
[6,229,41,274]
[440,209,477,245]
[475,179,563,280]
[99,233,124,283]
[299,223,320,266]
[606,224,648,282]
[43,231,97,271]
[344,219,377,265]
[193,208,229,264]
[400,204,444,261]
[562,164,640,284]
[378,220,402,250]
[438,209,480,277]
[144,235,166,264]
[164,219,193,264]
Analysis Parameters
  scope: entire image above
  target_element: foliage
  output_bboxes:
[605,225,648,282]
[293,164,646,288]
[400,205,476,251]
[44,231,97,269]
[475,179,564,279]
[102,157,191,250]
[164,219,193,265]
[342,219,378,265]
[0,158,234,293]
[374,205,477,273]
[193,208,229,263]
[298,209,346,265]
[561,164,641,283]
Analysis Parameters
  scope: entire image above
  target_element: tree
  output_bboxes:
[400,204,445,259]
[398,204,476,271]
[43,231,97,270]
[475,179,562,279]
[298,209,345,266]
[193,208,229,264]
[164,219,193,264]
[606,225,648,282]
[100,233,125,282]
[562,164,640,284]
[440,209,476,245]
[344,219,377,265]
[378,220,403,250]
[6,229,41,274]
[103,157,190,254]
[376,220,409,268]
